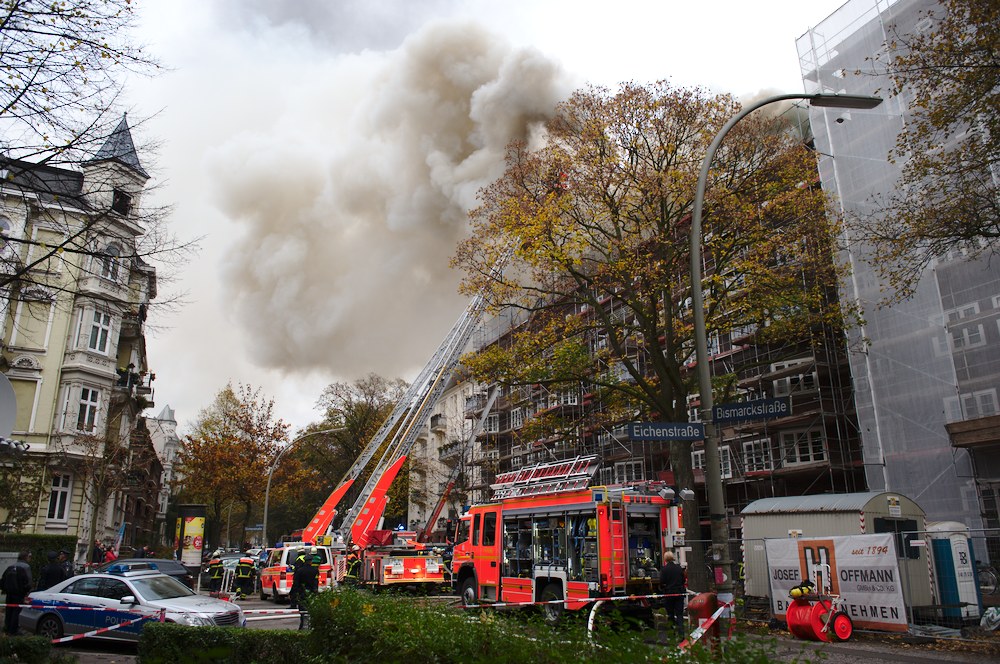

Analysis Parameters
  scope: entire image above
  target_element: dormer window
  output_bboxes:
[112,189,132,216]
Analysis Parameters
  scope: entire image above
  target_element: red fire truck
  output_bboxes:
[451,456,683,622]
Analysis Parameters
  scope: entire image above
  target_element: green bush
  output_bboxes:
[137,623,310,664]
[0,533,78,581]
[136,589,822,664]
[0,634,73,664]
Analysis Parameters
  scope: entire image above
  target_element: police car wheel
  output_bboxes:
[36,615,63,639]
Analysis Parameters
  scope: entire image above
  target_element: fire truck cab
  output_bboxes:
[451,456,682,622]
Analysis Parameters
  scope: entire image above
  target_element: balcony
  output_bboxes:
[430,413,447,433]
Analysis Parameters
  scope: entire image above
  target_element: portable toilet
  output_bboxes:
[926,521,980,626]
[741,491,932,607]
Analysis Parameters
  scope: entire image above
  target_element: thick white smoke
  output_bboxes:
[208,20,573,377]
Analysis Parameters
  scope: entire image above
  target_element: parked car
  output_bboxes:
[96,558,195,589]
[22,568,245,641]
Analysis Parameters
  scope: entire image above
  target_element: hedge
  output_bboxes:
[0,634,74,664]
[0,533,78,581]
[137,623,311,664]
[136,589,812,664]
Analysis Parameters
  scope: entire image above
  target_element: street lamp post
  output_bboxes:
[689,93,882,601]
[261,426,346,548]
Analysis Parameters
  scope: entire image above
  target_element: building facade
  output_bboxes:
[147,405,181,547]
[798,0,998,529]
[0,117,160,562]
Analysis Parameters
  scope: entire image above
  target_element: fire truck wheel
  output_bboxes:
[540,583,564,625]
[260,584,268,601]
[460,577,478,607]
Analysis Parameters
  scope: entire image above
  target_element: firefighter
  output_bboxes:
[234,556,255,599]
[309,546,321,570]
[289,551,309,610]
[344,548,361,586]
[208,557,224,593]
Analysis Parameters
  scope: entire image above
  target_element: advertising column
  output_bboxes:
[177,504,207,572]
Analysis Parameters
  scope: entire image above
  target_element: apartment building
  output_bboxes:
[0,117,160,561]
[798,0,999,529]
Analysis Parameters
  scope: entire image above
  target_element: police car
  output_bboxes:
[21,564,245,641]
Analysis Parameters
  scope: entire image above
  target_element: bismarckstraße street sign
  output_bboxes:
[628,422,705,441]
[712,396,791,424]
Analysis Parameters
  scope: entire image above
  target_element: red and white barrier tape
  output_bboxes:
[457,591,687,610]
[48,609,165,644]
[677,602,733,651]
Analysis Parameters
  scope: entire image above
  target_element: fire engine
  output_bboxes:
[451,455,684,622]
[274,289,498,594]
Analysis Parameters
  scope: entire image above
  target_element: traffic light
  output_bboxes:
[0,437,29,456]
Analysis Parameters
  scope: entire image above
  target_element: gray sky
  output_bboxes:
[125,0,849,435]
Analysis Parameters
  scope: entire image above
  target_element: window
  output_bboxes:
[482,512,497,547]
[76,387,100,432]
[599,467,612,485]
[111,189,132,216]
[771,358,818,396]
[87,310,112,354]
[484,413,499,433]
[47,473,71,521]
[951,325,986,350]
[691,446,733,479]
[65,577,102,597]
[510,408,524,430]
[947,390,1000,421]
[100,243,122,280]
[614,460,644,483]
[780,428,826,464]
[742,438,773,472]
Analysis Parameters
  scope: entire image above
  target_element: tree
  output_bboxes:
[453,81,847,589]
[266,374,409,539]
[174,384,289,549]
[0,450,46,532]
[858,0,999,298]
[0,0,158,163]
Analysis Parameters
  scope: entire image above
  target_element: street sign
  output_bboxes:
[627,422,705,441]
[712,397,791,424]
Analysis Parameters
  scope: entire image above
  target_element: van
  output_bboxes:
[259,544,334,601]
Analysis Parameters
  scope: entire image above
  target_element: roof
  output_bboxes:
[87,115,149,179]
[740,491,915,515]
[0,157,87,206]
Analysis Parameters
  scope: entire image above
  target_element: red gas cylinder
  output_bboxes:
[687,592,720,644]
[786,597,846,642]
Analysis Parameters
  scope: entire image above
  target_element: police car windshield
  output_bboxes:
[131,575,194,601]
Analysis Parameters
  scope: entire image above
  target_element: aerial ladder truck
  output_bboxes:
[292,290,496,589]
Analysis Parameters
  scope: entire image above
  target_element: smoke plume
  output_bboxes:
[209,20,573,378]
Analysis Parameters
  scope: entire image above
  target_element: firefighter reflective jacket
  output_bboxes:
[235,558,254,579]
[208,559,224,579]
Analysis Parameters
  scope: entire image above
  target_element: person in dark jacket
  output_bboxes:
[2,551,33,635]
[38,551,66,591]
[658,551,686,636]
[58,550,73,579]
[292,555,320,629]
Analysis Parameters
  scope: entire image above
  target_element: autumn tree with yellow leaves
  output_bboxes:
[453,81,850,589]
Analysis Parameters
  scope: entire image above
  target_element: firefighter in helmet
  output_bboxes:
[234,556,255,599]
[344,546,361,586]
[207,557,224,593]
